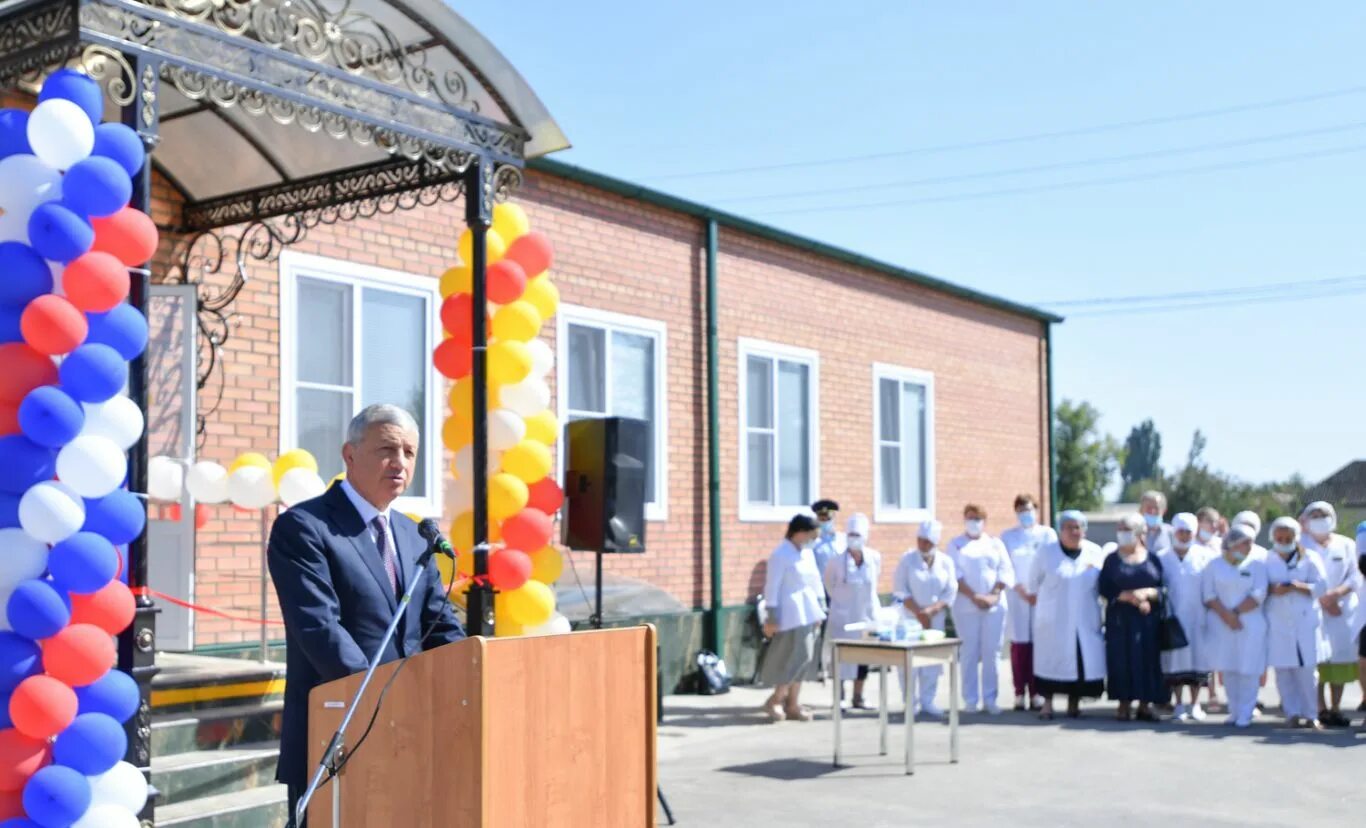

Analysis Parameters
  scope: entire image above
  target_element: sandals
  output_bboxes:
[785,705,814,722]
[1115,709,1132,722]
[763,702,786,723]
[1134,708,1159,723]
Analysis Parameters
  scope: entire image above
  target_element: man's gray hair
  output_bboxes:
[1140,489,1167,510]
[346,404,419,445]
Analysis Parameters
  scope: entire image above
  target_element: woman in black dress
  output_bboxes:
[1099,513,1166,721]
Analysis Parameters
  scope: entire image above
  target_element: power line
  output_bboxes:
[1037,274,1366,307]
[756,141,1366,216]
[1063,282,1366,317]
[717,120,1366,205]
[645,85,1366,181]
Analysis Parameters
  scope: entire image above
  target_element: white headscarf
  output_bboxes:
[1171,512,1198,533]
[918,519,942,544]
[1231,510,1262,535]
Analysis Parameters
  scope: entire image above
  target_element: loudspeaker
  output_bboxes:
[563,417,648,553]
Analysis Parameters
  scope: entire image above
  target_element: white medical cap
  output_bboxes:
[1058,509,1088,530]
[1231,510,1261,534]
[1300,501,1335,521]
[918,519,942,544]
[1269,516,1301,542]
[1171,512,1198,533]
[1223,524,1255,548]
[846,513,869,537]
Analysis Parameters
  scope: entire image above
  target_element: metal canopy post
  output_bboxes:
[464,157,496,637]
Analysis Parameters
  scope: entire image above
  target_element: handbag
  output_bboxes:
[1157,589,1188,651]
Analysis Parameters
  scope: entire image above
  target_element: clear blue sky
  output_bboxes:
[463,1,1366,486]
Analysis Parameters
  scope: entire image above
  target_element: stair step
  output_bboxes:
[152,741,279,806]
[153,653,287,714]
[152,700,284,756]
[156,782,289,828]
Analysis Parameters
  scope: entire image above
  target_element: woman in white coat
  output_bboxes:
[1299,501,1362,727]
[893,519,957,718]
[823,513,882,709]
[1264,517,1329,729]
[1029,510,1105,720]
[759,514,827,722]
[1158,512,1217,722]
[947,504,1015,715]
[1201,525,1268,728]
[1000,493,1057,711]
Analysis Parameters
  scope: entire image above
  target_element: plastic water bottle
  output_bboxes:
[894,618,908,642]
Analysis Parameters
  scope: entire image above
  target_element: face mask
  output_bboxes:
[847,536,864,552]
[1115,530,1136,547]
[965,519,984,537]
[920,547,936,560]
[1173,537,1191,551]
[1308,517,1334,537]
[1197,528,1214,543]
[1229,549,1248,564]
[1273,541,1296,556]
[1017,509,1037,528]
[801,537,816,550]
[1143,513,1161,528]
[819,521,835,538]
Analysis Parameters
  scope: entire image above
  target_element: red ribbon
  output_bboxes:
[133,586,285,626]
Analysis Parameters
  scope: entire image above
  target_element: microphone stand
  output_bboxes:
[295,543,440,828]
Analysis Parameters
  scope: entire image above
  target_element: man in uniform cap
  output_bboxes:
[810,499,843,681]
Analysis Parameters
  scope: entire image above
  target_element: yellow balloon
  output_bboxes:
[436,554,455,590]
[529,545,563,584]
[488,340,532,386]
[502,440,552,484]
[271,448,318,487]
[329,472,346,487]
[504,580,555,627]
[440,266,472,299]
[490,301,542,343]
[522,274,560,319]
[229,452,271,474]
[494,598,523,637]
[523,410,560,446]
[449,376,503,415]
[458,227,506,266]
[456,548,475,579]
[491,202,531,245]
[442,413,472,452]
[403,512,422,524]
[488,473,529,521]
[450,511,474,554]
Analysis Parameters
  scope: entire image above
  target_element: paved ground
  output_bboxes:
[656,657,1364,827]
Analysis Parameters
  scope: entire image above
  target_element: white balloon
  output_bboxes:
[27,98,94,171]
[56,435,127,498]
[452,446,499,481]
[227,466,276,510]
[184,461,228,504]
[524,612,572,636]
[526,339,554,377]
[147,456,184,502]
[0,588,12,632]
[82,397,145,451]
[88,761,149,814]
[278,467,325,507]
[499,376,551,417]
[445,478,473,515]
[0,527,49,591]
[0,154,62,241]
[19,481,85,544]
[73,804,140,828]
[488,408,526,452]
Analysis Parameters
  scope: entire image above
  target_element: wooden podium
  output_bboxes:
[306,626,658,827]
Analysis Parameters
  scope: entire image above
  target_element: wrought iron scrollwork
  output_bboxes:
[0,0,81,89]
[79,45,137,107]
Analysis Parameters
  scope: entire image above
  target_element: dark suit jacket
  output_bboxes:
[267,483,465,787]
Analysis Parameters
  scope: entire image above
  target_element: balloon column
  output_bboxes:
[151,449,326,510]
[435,204,568,637]
[0,70,156,825]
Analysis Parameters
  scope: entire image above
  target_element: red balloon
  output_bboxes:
[526,478,564,515]
[502,508,553,553]
[505,231,554,278]
[90,206,158,266]
[70,580,135,635]
[42,623,116,687]
[62,251,129,313]
[433,337,472,380]
[20,294,88,355]
[486,259,527,305]
[439,293,472,337]
[9,675,77,740]
[487,548,532,591]
[0,402,18,437]
[0,728,51,792]
[0,788,22,820]
[0,344,58,404]
[194,502,209,530]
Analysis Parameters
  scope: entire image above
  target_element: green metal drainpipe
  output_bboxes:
[706,219,724,657]
[1045,322,1058,525]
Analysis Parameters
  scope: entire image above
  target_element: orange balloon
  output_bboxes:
[9,675,77,739]
[433,337,471,380]
[487,259,527,304]
[505,231,554,278]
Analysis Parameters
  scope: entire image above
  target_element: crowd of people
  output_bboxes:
[758,493,1366,730]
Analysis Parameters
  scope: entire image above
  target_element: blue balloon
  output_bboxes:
[0,819,41,828]
[39,69,104,125]
[0,306,22,343]
[22,765,91,828]
[84,304,147,361]
[0,109,31,159]
[0,241,54,307]
[58,344,125,404]
[74,668,139,723]
[26,202,92,264]
[91,123,144,179]
[82,490,145,546]
[0,632,43,693]
[17,386,85,449]
[0,494,20,529]
[48,532,117,595]
[0,693,10,729]
[0,436,56,496]
[7,580,71,641]
[60,157,131,220]
[53,713,126,776]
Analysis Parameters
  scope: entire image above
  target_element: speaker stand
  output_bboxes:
[590,548,605,630]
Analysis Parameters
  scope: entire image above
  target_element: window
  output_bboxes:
[556,306,668,520]
[873,364,935,523]
[738,339,819,522]
[279,252,443,516]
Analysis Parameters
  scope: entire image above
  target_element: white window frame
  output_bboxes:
[278,250,444,517]
[872,363,936,524]
[738,338,820,523]
[555,304,670,522]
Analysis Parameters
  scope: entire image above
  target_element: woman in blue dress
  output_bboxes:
[1099,513,1167,721]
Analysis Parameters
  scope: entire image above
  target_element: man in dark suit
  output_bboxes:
[268,403,465,825]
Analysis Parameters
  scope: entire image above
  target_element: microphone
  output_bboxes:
[417,519,456,558]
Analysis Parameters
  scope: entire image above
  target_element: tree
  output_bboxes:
[1121,419,1162,489]
[1053,399,1121,511]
